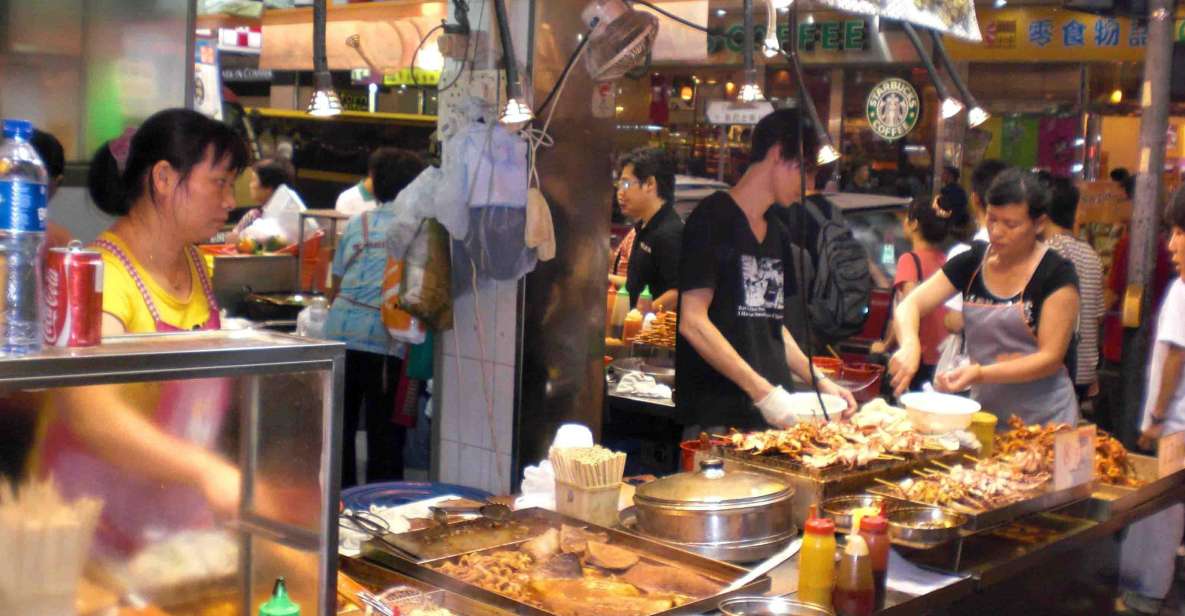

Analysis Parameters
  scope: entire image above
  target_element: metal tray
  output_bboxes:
[869,477,1095,532]
[1088,453,1185,520]
[341,555,515,616]
[376,511,556,562]
[360,507,770,615]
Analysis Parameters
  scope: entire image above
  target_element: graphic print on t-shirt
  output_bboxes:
[739,254,784,318]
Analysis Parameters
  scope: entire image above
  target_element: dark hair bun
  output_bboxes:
[88,143,129,217]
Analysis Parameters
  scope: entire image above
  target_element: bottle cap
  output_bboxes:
[626,308,643,320]
[843,534,869,556]
[859,515,888,533]
[804,516,835,535]
[617,285,629,297]
[258,577,301,616]
[640,285,653,299]
[2,119,33,140]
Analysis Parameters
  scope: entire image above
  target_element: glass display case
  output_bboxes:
[0,330,343,615]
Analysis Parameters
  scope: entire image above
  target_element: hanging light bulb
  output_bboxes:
[941,97,964,119]
[501,97,534,124]
[1109,88,1123,104]
[763,0,781,58]
[738,82,764,102]
[307,71,342,117]
[816,142,840,165]
[967,106,990,128]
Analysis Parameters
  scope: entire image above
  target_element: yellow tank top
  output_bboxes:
[96,231,213,333]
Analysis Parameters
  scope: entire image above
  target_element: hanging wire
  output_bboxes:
[535,19,598,116]
[629,0,719,34]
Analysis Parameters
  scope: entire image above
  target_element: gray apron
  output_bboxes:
[963,247,1079,427]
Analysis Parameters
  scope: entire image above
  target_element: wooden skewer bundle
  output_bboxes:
[549,446,627,489]
[0,479,103,614]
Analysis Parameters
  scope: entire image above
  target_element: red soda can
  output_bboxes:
[43,240,103,347]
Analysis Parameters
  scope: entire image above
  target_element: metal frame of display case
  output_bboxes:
[0,329,345,615]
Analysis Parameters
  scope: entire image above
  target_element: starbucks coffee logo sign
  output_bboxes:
[866,78,919,141]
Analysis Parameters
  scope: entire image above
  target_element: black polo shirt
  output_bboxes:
[625,203,683,307]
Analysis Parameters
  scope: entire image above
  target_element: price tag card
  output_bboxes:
[1157,431,1185,478]
[1054,425,1096,490]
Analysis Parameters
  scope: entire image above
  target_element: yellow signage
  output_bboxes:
[382,68,440,86]
[945,7,1185,62]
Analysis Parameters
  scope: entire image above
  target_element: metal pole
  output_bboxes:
[1120,0,1177,447]
[743,0,756,87]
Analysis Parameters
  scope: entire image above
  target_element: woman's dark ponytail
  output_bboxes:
[87,142,129,216]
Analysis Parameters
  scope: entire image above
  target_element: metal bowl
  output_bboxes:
[718,596,835,615]
[887,506,967,547]
[820,495,899,533]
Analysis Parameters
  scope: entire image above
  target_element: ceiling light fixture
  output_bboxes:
[778,9,840,167]
[929,30,989,127]
[307,0,341,117]
[493,0,534,125]
[903,23,962,122]
[1110,88,1123,104]
[739,0,764,101]
[763,0,781,58]
[739,82,764,102]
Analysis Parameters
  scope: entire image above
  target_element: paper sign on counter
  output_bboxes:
[1158,431,1185,478]
[1054,425,1096,490]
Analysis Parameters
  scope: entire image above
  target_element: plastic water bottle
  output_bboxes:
[0,119,48,356]
[295,297,328,339]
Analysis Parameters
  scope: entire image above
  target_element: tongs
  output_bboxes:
[339,510,420,562]
[429,503,512,525]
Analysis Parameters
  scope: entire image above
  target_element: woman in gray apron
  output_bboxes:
[887,168,1081,427]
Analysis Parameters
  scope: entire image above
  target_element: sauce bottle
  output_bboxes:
[636,285,654,315]
[797,506,837,609]
[832,534,875,616]
[622,309,644,344]
[610,285,630,339]
[606,284,617,335]
[858,515,890,611]
[258,577,300,616]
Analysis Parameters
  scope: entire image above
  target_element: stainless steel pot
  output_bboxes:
[629,459,796,562]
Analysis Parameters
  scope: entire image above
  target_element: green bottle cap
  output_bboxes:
[259,577,301,616]
[640,285,653,299]
[617,285,629,297]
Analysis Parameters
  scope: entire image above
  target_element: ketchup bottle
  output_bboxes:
[858,515,890,611]
[832,534,875,616]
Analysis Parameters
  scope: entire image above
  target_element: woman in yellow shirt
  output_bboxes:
[37,109,249,554]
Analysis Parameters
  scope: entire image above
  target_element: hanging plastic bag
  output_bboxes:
[398,218,453,331]
[460,206,538,281]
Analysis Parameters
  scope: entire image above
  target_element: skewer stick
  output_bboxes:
[874,477,905,494]
[932,461,955,471]
[963,454,981,464]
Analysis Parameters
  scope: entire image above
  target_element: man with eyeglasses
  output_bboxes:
[615,147,682,310]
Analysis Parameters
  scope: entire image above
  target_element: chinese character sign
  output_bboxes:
[1029,19,1053,47]
[1094,18,1121,47]
[944,7,1177,61]
[1062,19,1085,47]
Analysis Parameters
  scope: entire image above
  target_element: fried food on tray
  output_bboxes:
[994,416,1144,487]
[724,399,955,471]
[621,562,720,597]
[428,528,722,615]
[634,311,677,350]
[432,550,534,603]
[559,524,608,555]
[586,541,640,570]
[522,527,560,561]
[897,452,1052,513]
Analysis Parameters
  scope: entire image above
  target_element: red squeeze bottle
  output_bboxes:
[859,515,891,611]
[832,534,875,616]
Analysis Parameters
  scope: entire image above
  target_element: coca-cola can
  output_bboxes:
[43,240,103,347]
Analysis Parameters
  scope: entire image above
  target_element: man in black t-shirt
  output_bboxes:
[675,109,856,429]
[616,148,682,309]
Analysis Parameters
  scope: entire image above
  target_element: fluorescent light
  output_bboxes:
[967,106,990,128]
[500,97,534,124]
[738,83,764,102]
[941,97,964,119]
[716,8,726,16]
[817,143,840,165]
[994,0,1007,7]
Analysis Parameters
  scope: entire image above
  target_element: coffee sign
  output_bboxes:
[866,78,920,141]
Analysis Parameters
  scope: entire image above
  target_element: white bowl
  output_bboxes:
[785,392,847,422]
[898,392,981,434]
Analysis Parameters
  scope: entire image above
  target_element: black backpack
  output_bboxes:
[782,195,872,344]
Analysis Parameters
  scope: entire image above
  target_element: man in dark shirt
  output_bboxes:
[617,148,682,309]
[676,109,856,429]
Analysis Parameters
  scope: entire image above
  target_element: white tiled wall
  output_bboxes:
[435,279,518,495]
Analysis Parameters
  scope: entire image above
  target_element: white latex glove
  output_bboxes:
[755,386,798,428]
